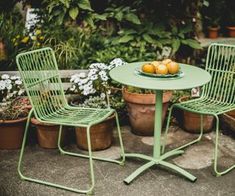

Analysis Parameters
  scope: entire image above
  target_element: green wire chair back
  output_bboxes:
[202,43,235,104]
[16,47,67,119]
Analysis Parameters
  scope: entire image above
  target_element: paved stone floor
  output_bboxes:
[0,124,235,196]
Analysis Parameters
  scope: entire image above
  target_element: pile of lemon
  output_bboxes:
[141,59,180,75]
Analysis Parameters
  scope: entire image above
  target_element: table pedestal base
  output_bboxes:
[123,150,197,184]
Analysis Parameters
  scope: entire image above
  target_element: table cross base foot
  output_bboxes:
[123,151,197,184]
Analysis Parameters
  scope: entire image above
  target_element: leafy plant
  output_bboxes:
[43,0,93,25]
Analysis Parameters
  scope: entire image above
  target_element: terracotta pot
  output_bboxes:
[227,26,235,37]
[221,113,235,133]
[75,115,114,151]
[207,26,220,39]
[122,88,172,136]
[31,118,65,149]
[178,96,214,133]
[226,110,235,118]
[0,118,27,149]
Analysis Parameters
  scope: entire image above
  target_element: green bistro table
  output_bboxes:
[109,62,211,183]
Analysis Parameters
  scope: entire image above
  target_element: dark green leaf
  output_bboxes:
[118,35,134,43]
[69,7,79,20]
[78,0,93,11]
[143,34,155,43]
[125,13,141,24]
[115,12,123,21]
[172,39,181,53]
[181,39,202,49]
[93,13,107,21]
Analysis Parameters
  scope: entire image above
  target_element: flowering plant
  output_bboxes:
[0,74,24,103]
[69,58,127,109]
[0,74,30,121]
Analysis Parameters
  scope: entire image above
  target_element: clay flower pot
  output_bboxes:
[122,88,172,136]
[31,118,65,149]
[75,114,114,151]
[227,26,235,37]
[0,118,27,149]
[207,26,220,39]
[178,96,214,133]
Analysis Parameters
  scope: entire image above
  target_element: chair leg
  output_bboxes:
[162,106,204,154]
[213,114,235,176]
[114,111,125,165]
[18,111,94,195]
[58,112,125,165]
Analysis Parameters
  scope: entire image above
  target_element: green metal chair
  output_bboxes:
[16,47,125,195]
[162,43,235,176]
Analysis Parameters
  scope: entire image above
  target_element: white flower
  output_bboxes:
[10,75,20,80]
[70,74,80,82]
[88,71,95,78]
[6,83,12,90]
[87,81,93,86]
[101,75,108,81]
[109,58,126,67]
[99,70,106,77]
[18,89,24,95]
[97,63,106,69]
[15,80,22,85]
[0,81,6,90]
[100,93,106,99]
[78,72,86,78]
[90,68,98,75]
[80,78,89,84]
[90,74,98,81]
[5,79,11,84]
[74,78,80,84]
[70,85,76,91]
[1,74,10,80]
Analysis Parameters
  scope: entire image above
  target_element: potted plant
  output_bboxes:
[31,118,67,149]
[122,87,172,136]
[0,74,30,149]
[202,0,224,38]
[69,58,127,151]
[225,0,235,37]
[174,94,214,133]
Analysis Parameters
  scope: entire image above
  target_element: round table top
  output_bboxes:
[109,62,211,90]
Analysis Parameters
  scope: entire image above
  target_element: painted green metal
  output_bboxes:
[16,47,125,194]
[109,61,212,183]
[162,43,235,176]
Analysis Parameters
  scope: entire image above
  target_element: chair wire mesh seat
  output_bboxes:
[162,43,235,176]
[16,47,125,195]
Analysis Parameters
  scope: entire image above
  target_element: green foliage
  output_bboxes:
[43,0,93,25]
[0,0,204,70]
[0,9,27,70]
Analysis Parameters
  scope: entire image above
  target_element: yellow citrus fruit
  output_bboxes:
[166,62,179,74]
[150,61,160,68]
[142,63,155,73]
[162,59,172,65]
[156,64,168,75]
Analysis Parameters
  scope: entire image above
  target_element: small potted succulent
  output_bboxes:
[69,58,127,151]
[0,74,30,149]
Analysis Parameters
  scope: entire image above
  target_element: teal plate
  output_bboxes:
[136,68,184,79]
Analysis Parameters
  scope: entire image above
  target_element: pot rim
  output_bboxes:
[227,26,235,30]
[31,118,59,126]
[122,87,172,104]
[0,117,28,124]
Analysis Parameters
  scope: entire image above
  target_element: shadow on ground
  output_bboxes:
[0,125,234,196]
